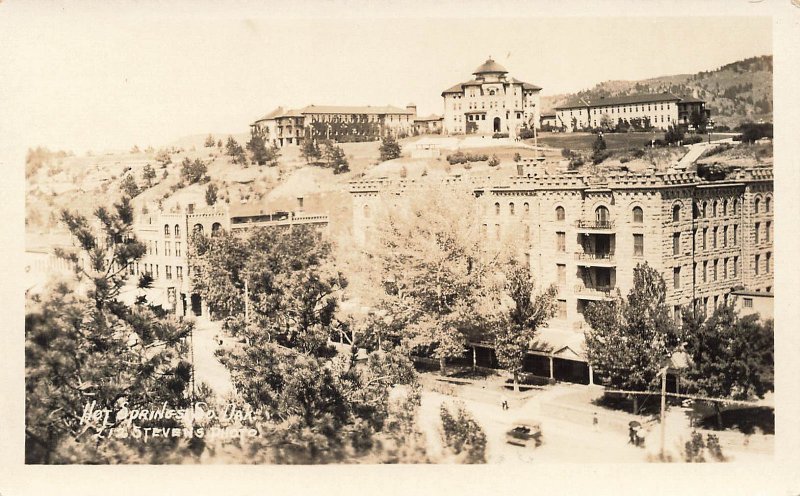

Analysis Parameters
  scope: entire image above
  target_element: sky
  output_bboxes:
[0,3,773,154]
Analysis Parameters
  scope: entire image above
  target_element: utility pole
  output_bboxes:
[659,365,668,459]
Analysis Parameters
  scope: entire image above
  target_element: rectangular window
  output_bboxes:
[755,255,760,275]
[155,265,159,278]
[713,260,718,281]
[165,241,171,257]
[723,258,728,280]
[755,222,760,244]
[175,242,181,257]
[723,226,728,248]
[766,221,771,242]
[557,232,566,252]
[712,227,718,248]
[733,256,739,277]
[673,266,681,289]
[672,233,680,256]
[766,252,771,273]
[154,241,158,256]
[166,265,172,280]
[703,261,708,283]
[557,264,566,285]
[633,234,644,257]
[495,224,501,241]
[177,266,183,280]
[733,224,738,245]
[557,300,567,319]
[743,297,753,308]
[702,228,707,251]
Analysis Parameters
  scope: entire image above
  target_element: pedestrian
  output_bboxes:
[592,412,599,432]
[628,426,636,445]
[500,394,508,410]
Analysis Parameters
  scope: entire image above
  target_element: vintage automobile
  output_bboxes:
[505,420,543,447]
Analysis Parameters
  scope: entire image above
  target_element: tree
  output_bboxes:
[204,134,216,147]
[681,305,773,428]
[439,402,487,463]
[591,133,610,164]
[141,163,156,188]
[513,153,521,163]
[379,134,402,161]
[323,142,349,174]
[227,136,248,165]
[487,155,500,167]
[205,183,218,206]
[189,230,248,320]
[179,157,207,184]
[583,262,681,414]
[690,111,708,133]
[368,185,496,374]
[301,138,322,164]
[492,259,557,391]
[665,125,685,145]
[155,149,171,166]
[119,174,140,197]
[26,199,196,463]
[599,113,613,130]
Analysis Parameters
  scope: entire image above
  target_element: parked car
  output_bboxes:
[505,420,542,447]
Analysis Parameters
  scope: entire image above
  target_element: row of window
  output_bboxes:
[128,262,184,280]
[673,252,772,289]
[674,195,772,222]
[146,240,182,257]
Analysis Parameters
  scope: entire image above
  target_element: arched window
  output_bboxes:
[193,224,204,235]
[754,197,761,213]
[555,206,565,221]
[363,204,370,218]
[693,202,701,219]
[495,202,500,215]
[722,200,728,217]
[765,197,771,213]
[489,89,496,96]
[174,224,180,237]
[733,199,738,215]
[712,200,717,217]
[672,204,681,222]
[596,206,609,223]
[702,201,707,218]
[524,202,530,213]
[632,206,643,224]
[164,224,170,236]
[211,223,222,236]
[509,202,515,215]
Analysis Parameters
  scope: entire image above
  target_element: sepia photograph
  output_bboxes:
[2,1,800,494]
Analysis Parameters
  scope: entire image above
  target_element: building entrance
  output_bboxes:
[190,294,202,316]
[493,117,501,133]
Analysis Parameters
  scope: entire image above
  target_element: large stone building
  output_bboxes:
[130,199,328,317]
[349,164,773,383]
[441,58,542,137]
[554,93,711,132]
[250,104,417,148]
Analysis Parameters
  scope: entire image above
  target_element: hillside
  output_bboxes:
[542,55,773,129]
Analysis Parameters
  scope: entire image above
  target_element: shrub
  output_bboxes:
[683,135,704,145]
[697,162,732,181]
[518,128,535,140]
[592,150,612,164]
[736,122,773,143]
[561,148,572,159]
[568,157,584,169]
[513,153,521,162]
[619,157,630,164]
[631,148,646,158]
[492,132,509,139]
[439,403,487,463]
[487,155,500,167]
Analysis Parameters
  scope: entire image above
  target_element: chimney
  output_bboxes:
[296,197,304,211]
[187,203,195,214]
[406,103,417,117]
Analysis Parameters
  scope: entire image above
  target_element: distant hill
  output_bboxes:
[541,55,773,128]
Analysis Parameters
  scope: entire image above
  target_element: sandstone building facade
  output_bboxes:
[441,58,542,137]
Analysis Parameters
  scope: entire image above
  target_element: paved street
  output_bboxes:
[191,316,235,398]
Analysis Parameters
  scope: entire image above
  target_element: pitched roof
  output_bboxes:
[300,104,414,115]
[414,114,443,122]
[678,95,705,104]
[254,107,287,122]
[555,92,682,110]
[511,78,542,91]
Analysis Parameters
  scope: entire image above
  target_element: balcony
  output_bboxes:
[574,284,614,300]
[576,220,615,232]
[574,252,616,267]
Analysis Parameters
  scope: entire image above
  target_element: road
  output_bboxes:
[190,315,235,398]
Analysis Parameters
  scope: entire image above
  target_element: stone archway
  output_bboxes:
[493,117,501,133]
